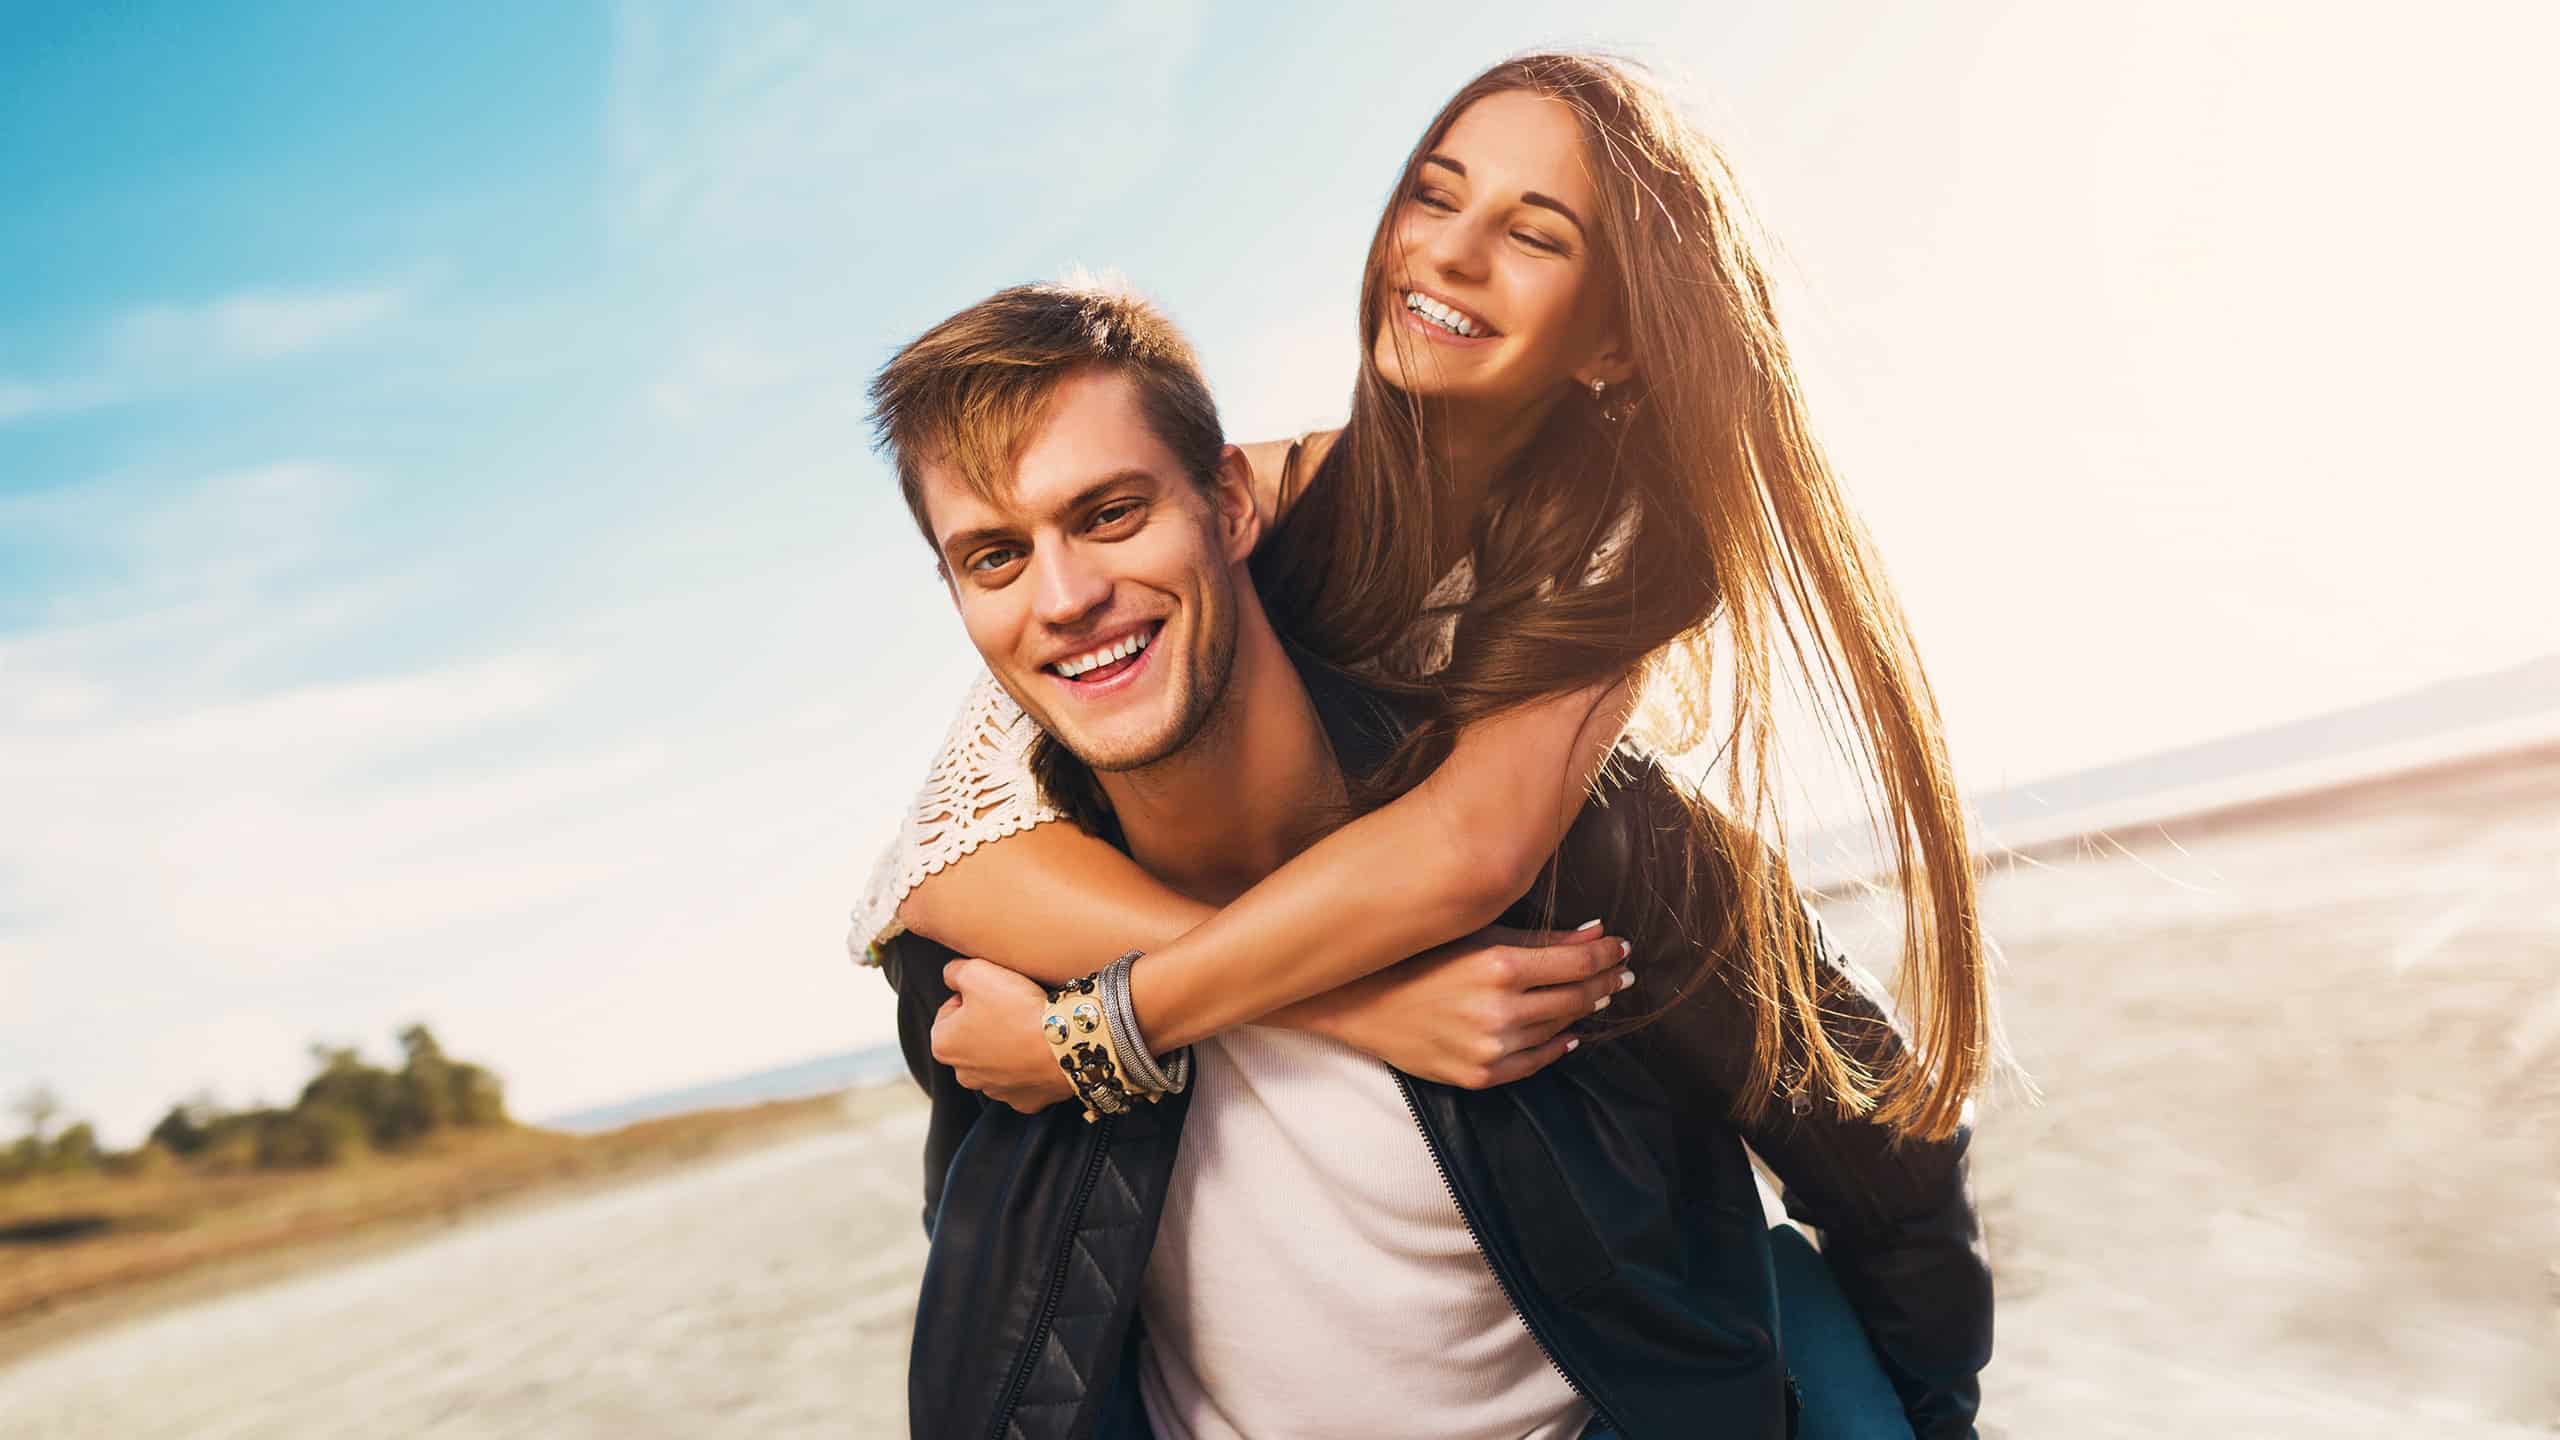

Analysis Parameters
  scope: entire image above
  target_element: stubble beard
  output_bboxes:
[1070,578,1240,780]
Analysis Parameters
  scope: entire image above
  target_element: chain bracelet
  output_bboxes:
[1100,951,1190,1096]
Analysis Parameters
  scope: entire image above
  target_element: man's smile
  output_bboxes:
[1042,619,1165,692]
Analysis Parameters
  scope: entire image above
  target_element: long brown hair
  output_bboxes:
[1253,52,1989,1142]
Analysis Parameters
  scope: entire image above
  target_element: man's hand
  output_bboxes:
[1296,923,1633,1089]
[931,958,1075,1114]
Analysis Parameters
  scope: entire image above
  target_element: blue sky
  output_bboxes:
[6,2,2555,1143]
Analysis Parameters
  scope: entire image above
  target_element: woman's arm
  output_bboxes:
[1131,675,1636,1047]
[922,675,1639,1106]
[897,818,1211,967]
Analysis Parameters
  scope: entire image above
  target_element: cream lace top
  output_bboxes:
[848,511,1632,962]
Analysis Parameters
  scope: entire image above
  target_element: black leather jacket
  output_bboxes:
[880,659,1991,1440]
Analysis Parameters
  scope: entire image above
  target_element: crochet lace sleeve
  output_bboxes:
[847,673,1067,963]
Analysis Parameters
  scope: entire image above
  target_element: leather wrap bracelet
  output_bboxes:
[1040,950,1188,1124]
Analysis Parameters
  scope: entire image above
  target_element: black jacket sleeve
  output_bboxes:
[1546,749,1994,1440]
[874,931,992,1239]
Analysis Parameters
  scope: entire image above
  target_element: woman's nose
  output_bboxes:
[1421,211,1491,282]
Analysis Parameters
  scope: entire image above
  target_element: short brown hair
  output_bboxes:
[868,279,1224,550]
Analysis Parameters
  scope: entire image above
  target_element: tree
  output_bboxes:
[446,1063,508,1127]
[13,1084,60,1145]
[299,1044,408,1146]
[150,1094,225,1158]
[395,1023,458,1135]
[50,1121,100,1171]
[396,1024,445,1068]
[255,1105,366,1169]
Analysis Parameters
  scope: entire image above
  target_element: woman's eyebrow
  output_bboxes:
[1419,154,1586,237]
[1519,191,1586,236]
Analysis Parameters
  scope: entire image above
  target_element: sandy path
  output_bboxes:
[0,1107,932,1438]
[6,751,2555,1437]
[1868,750,2560,1439]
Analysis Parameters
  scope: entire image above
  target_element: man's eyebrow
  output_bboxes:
[936,469,1161,562]
[938,522,1019,565]
[1419,154,1587,237]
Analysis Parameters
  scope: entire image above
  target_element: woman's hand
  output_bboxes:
[1295,923,1633,1089]
[931,958,1074,1114]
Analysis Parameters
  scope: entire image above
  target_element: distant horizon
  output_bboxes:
[30,642,2558,1149]
[526,649,2560,1136]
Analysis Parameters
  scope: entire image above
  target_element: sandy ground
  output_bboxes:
[3,749,2553,1437]
[0,1109,935,1438]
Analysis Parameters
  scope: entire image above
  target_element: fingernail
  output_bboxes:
[1564,1038,1581,1052]
[1575,918,1603,932]
[1593,994,1612,1011]
[1617,939,1632,960]
[1617,969,1636,991]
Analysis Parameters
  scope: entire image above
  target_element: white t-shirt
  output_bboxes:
[1133,1026,1590,1440]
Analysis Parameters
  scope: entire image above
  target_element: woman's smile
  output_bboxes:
[1400,287,1500,341]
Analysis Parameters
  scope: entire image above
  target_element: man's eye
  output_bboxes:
[967,548,1022,574]
[1091,502,1143,531]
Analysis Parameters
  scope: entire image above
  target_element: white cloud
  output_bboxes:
[0,428,966,1144]
[107,284,410,369]
[647,337,796,423]
[0,285,412,427]
[0,375,112,425]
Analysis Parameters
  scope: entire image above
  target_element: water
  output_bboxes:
[537,1042,910,1134]
[1799,651,2560,887]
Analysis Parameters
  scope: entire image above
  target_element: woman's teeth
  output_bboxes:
[1052,628,1153,679]
[1405,291,1487,338]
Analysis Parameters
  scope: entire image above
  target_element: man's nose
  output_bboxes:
[1028,545,1112,629]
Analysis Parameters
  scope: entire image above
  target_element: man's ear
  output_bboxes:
[1211,444,1262,564]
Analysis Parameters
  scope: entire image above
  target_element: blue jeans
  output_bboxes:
[1582,1224,1913,1440]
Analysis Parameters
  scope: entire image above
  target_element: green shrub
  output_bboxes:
[255,1105,368,1169]
[48,1122,100,1172]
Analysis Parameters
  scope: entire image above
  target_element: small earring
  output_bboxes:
[1587,378,1607,399]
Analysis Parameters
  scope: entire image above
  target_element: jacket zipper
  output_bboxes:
[988,1117,1117,1440]
[1391,1069,1620,1435]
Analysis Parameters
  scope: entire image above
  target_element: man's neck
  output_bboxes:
[1097,607,1342,907]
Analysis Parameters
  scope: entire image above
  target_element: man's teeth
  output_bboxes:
[1405,291,1486,338]
[1053,629,1153,678]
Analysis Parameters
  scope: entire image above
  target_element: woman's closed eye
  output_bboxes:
[1411,184,1566,256]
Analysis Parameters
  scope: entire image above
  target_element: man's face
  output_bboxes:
[919,368,1252,774]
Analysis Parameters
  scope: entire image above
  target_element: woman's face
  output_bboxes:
[1371,89,1625,411]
